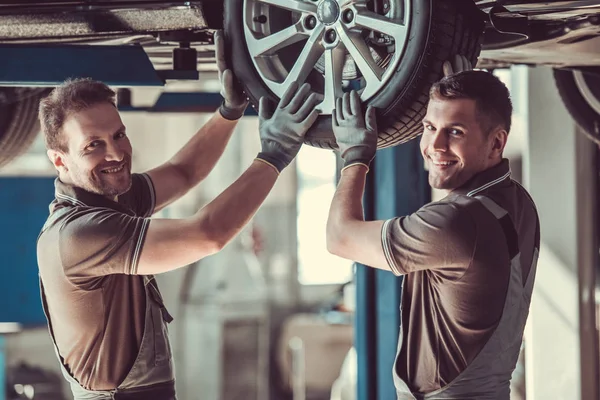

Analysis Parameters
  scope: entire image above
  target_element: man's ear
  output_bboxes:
[490,128,508,158]
[47,149,68,172]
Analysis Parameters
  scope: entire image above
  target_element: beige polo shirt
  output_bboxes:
[381,159,540,393]
[37,173,156,391]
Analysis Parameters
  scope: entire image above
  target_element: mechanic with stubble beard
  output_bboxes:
[35,30,321,400]
[326,57,541,399]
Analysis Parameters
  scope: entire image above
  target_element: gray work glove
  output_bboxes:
[256,82,320,173]
[332,91,378,171]
[215,30,249,120]
[443,54,473,77]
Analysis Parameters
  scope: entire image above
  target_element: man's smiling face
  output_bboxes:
[420,97,495,192]
[52,102,133,198]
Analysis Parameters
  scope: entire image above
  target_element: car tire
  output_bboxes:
[0,88,47,168]
[554,68,600,145]
[224,0,485,149]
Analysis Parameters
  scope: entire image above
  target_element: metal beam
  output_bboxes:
[356,139,430,400]
[0,44,164,87]
[355,162,378,400]
[374,140,430,399]
[119,92,259,115]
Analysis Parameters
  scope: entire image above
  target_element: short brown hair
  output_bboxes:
[39,78,116,152]
[430,70,513,134]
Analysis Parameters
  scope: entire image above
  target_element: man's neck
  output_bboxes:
[58,173,118,203]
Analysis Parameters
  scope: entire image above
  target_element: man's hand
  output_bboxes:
[443,54,473,77]
[256,82,320,173]
[332,91,378,171]
[215,30,249,120]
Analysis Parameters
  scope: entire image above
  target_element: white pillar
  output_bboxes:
[521,65,597,400]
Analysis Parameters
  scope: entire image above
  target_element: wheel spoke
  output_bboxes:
[252,22,309,56]
[282,25,325,88]
[354,10,407,41]
[258,0,317,14]
[322,46,346,113]
[338,26,383,89]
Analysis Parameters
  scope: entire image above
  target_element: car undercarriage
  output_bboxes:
[2,0,600,166]
[0,1,599,69]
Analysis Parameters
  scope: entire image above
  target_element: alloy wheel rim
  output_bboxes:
[243,0,411,113]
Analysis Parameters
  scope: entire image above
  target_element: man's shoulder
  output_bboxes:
[511,179,539,213]
[38,202,146,284]
[41,204,119,235]
[417,195,481,225]
[446,180,537,219]
[396,198,479,246]
[38,205,134,265]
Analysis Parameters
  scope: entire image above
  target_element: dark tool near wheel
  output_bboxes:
[0,88,49,168]
[554,68,600,146]
[225,0,486,149]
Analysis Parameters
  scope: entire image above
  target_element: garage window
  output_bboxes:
[296,146,353,285]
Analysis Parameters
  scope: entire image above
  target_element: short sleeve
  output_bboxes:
[59,209,150,283]
[119,173,156,217]
[381,202,476,276]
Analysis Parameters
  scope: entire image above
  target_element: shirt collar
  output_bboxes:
[452,158,512,197]
[52,178,133,215]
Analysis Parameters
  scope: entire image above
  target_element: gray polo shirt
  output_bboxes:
[37,173,156,391]
[381,159,540,393]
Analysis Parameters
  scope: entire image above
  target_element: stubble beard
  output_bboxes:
[95,169,132,197]
[428,166,462,191]
[72,163,132,198]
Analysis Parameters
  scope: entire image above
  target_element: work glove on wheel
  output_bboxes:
[332,91,378,172]
[215,30,249,120]
[256,82,320,173]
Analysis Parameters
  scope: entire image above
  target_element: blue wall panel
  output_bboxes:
[0,177,55,326]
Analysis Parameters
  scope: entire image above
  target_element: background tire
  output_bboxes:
[0,88,48,168]
[225,0,485,149]
[554,68,600,145]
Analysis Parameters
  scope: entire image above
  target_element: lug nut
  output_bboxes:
[343,9,354,23]
[325,29,337,44]
[305,15,317,30]
[253,15,267,24]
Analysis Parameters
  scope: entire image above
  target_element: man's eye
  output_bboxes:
[450,129,464,136]
[115,132,126,139]
[424,124,435,132]
[87,141,100,149]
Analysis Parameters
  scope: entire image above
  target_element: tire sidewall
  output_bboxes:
[554,69,600,137]
[367,0,432,114]
[224,0,276,107]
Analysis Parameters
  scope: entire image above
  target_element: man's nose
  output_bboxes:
[431,131,448,152]
[105,140,124,162]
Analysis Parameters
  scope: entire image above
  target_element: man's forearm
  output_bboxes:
[135,161,279,275]
[193,160,278,249]
[169,111,239,185]
[326,165,368,251]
